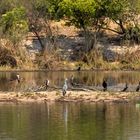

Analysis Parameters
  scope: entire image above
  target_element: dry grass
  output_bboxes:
[37,48,64,70]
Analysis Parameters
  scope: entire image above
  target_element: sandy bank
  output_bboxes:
[0,91,140,103]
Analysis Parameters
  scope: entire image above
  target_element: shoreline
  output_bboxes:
[0,68,140,72]
[0,91,140,104]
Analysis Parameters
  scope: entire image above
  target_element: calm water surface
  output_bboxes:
[0,71,140,140]
[0,102,140,140]
[0,71,140,91]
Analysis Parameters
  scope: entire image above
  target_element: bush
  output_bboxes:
[0,55,17,67]
[37,48,62,70]
[123,26,140,45]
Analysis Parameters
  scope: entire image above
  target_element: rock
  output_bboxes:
[103,49,118,62]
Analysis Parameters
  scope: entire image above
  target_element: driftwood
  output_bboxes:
[24,85,46,92]
[69,87,91,92]
[23,84,100,92]
[82,86,100,91]
[50,85,98,92]
[50,85,99,92]
[72,83,99,91]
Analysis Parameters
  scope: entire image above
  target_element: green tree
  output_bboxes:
[0,6,28,44]
[95,0,140,42]
[59,0,96,29]
[94,0,131,34]
[59,0,97,52]
[0,0,19,15]
[25,0,63,49]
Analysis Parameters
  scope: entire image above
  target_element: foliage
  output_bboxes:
[0,0,19,15]
[0,0,140,69]
[95,0,140,41]
[47,0,64,19]
[37,48,62,70]
[59,0,97,29]
[95,0,130,31]
[29,0,63,19]
[0,7,28,44]
[124,25,140,44]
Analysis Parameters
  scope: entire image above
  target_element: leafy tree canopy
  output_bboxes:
[0,7,28,44]
[59,0,97,29]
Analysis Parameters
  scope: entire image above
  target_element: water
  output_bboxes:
[0,102,140,140]
[0,71,140,91]
[0,71,140,140]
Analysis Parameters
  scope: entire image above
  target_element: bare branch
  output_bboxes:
[100,27,124,34]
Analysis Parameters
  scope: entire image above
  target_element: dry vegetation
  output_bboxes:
[0,20,140,71]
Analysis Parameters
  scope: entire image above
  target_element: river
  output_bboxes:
[0,71,140,140]
[0,102,140,140]
[0,71,140,91]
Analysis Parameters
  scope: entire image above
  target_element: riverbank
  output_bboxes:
[0,91,140,103]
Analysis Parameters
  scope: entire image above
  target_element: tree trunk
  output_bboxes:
[119,19,126,34]
[33,30,44,50]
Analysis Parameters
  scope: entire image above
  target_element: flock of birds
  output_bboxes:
[59,77,140,96]
[63,78,140,96]
[102,80,140,92]
[13,73,140,96]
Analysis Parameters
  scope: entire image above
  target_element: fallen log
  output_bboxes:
[69,87,91,92]
[71,83,100,91]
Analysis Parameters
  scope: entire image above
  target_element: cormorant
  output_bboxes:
[136,82,140,92]
[70,75,74,86]
[77,66,81,71]
[45,79,50,90]
[102,80,107,91]
[62,79,68,96]
[121,83,128,92]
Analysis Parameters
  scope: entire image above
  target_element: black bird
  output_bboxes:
[70,75,74,86]
[136,82,140,92]
[102,80,107,91]
[121,83,128,92]
[45,79,50,90]
[77,66,81,71]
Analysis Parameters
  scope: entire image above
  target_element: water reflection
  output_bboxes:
[63,103,68,134]
[0,71,140,91]
[0,102,140,140]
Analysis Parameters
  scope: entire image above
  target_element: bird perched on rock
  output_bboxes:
[136,82,140,92]
[62,79,68,96]
[102,80,107,91]
[45,79,50,90]
[121,83,128,92]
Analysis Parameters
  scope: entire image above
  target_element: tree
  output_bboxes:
[59,0,96,29]
[0,0,19,15]
[59,0,97,52]
[25,0,63,49]
[95,0,129,33]
[95,0,140,43]
[0,6,28,45]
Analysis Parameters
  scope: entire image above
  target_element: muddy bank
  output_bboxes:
[0,91,140,103]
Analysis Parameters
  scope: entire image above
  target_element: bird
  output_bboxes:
[62,79,68,96]
[16,74,20,83]
[121,83,128,92]
[136,82,140,92]
[45,79,50,90]
[70,75,75,87]
[77,66,81,71]
[102,80,107,91]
